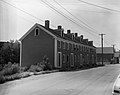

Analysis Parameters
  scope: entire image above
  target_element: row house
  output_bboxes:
[19,20,96,69]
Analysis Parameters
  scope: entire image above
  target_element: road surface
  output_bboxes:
[0,64,120,95]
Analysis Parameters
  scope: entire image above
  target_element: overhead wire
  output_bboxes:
[53,0,101,35]
[78,0,120,13]
[0,2,35,24]
[0,0,44,22]
[0,0,56,28]
[1,0,99,38]
[40,0,101,37]
[0,0,114,47]
[52,0,113,46]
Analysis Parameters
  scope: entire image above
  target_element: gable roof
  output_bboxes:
[19,23,37,41]
[96,47,114,54]
[19,23,95,47]
[19,23,56,41]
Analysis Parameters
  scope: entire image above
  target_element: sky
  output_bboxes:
[0,0,120,50]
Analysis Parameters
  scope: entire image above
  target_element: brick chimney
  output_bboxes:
[45,20,49,28]
[58,25,64,37]
[72,33,74,40]
[67,30,71,34]
[84,39,88,44]
[80,35,83,39]
[80,35,83,42]
[86,39,88,44]
[89,41,93,46]
[75,33,78,37]
[58,25,62,29]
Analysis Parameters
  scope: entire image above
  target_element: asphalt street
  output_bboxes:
[0,64,120,95]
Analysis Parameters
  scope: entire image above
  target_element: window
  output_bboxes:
[35,28,39,36]
[88,48,89,52]
[84,46,85,51]
[92,55,94,63]
[86,47,88,52]
[65,42,68,50]
[62,54,66,63]
[82,46,83,51]
[73,44,75,50]
[67,55,69,62]
[57,40,61,48]
[87,54,89,63]
[74,55,77,63]
[63,42,65,49]
[85,47,86,52]
[71,44,73,50]
[77,45,79,51]
[57,52,62,67]
[78,55,80,62]
[79,45,81,51]
[75,45,77,50]
[80,54,82,63]
[67,43,69,50]
[69,43,72,50]
[70,53,74,66]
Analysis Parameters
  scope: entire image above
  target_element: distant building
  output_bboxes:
[114,52,120,63]
[96,47,114,64]
[19,20,96,69]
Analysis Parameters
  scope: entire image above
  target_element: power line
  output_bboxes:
[41,0,100,37]
[41,0,113,46]
[1,0,114,46]
[78,0,120,13]
[0,0,43,22]
[53,0,101,35]
[1,0,100,38]
[0,0,104,39]
[53,0,114,46]
[0,0,56,28]
[69,10,111,14]
[0,3,35,24]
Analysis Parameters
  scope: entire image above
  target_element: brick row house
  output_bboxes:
[19,20,96,69]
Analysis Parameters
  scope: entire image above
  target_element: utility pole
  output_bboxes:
[112,44,115,53]
[112,44,115,64]
[99,34,105,65]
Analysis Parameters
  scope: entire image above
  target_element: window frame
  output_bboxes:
[62,54,66,63]
[70,53,74,67]
[34,28,39,36]
[57,52,62,68]
[57,40,61,48]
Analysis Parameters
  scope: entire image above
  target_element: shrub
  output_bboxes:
[20,66,28,72]
[0,75,5,84]
[3,62,12,69]
[42,56,52,70]
[0,73,21,83]
[28,56,53,72]
[37,62,46,70]
[1,64,20,76]
[19,72,32,78]
[0,64,3,71]
[28,65,43,72]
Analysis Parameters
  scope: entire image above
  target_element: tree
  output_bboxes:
[0,40,20,66]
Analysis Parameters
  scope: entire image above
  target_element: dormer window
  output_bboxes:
[35,28,39,36]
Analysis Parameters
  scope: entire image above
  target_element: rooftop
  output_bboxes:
[38,20,95,47]
[96,47,114,54]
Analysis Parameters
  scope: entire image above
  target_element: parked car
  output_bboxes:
[112,75,120,95]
